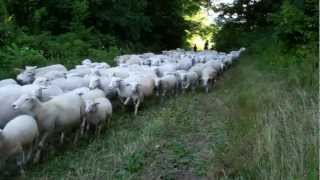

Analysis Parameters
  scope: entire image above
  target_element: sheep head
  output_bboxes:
[85,100,99,114]
[12,94,38,114]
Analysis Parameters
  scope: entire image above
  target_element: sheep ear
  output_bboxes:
[26,66,37,70]
[14,68,23,73]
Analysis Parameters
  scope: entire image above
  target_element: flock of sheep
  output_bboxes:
[0,47,245,175]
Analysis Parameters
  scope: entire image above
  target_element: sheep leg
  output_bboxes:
[192,83,196,92]
[16,146,25,175]
[134,99,141,116]
[86,122,90,132]
[26,144,33,164]
[34,132,50,163]
[96,124,103,138]
[60,132,65,144]
[174,85,178,96]
[107,116,111,128]
[119,97,124,104]
[73,130,80,145]
[81,117,87,136]
[124,97,131,105]
[160,91,166,103]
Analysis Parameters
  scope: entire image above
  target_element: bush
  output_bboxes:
[0,44,47,78]
[88,46,121,66]
[0,30,124,79]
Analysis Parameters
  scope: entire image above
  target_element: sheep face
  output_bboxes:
[89,77,100,89]
[154,78,161,88]
[109,77,121,89]
[33,77,50,86]
[128,82,139,94]
[12,94,36,113]
[17,67,37,84]
[152,68,161,77]
[82,59,92,65]
[201,77,209,87]
[85,100,99,114]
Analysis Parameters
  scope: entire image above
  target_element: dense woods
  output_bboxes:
[0,0,202,78]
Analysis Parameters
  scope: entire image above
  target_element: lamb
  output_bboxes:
[189,63,206,77]
[153,64,177,77]
[222,55,233,68]
[0,115,39,175]
[129,74,155,98]
[16,64,67,84]
[109,77,143,115]
[27,80,64,102]
[176,56,193,70]
[51,77,89,92]
[88,76,117,98]
[38,70,66,81]
[201,66,217,93]
[0,79,18,88]
[80,89,106,101]
[205,61,224,75]
[84,97,112,136]
[69,87,90,96]
[0,85,42,128]
[154,74,179,97]
[12,92,84,162]
[67,67,92,78]
[181,71,199,92]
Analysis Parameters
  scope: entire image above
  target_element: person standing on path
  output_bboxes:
[204,40,209,50]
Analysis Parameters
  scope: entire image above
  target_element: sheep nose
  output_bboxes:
[12,104,17,109]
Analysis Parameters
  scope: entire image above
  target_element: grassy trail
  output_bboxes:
[18,53,318,179]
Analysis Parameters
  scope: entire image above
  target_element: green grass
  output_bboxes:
[3,52,318,179]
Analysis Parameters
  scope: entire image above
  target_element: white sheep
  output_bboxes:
[109,77,143,115]
[154,74,179,97]
[189,63,206,77]
[51,77,89,92]
[88,76,117,98]
[201,66,217,93]
[181,71,199,92]
[16,64,67,84]
[84,97,112,136]
[0,115,39,175]
[205,61,224,75]
[0,85,43,128]
[0,79,18,88]
[12,92,84,163]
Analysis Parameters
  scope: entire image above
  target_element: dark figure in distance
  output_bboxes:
[193,44,197,52]
[204,40,209,50]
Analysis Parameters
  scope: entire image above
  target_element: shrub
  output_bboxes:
[0,44,47,78]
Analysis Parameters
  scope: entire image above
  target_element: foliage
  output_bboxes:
[272,0,318,47]
[0,0,204,79]
[211,0,318,89]
[0,44,46,78]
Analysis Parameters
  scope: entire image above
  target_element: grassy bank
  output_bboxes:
[9,51,317,179]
